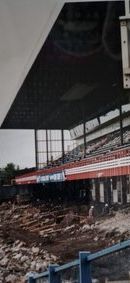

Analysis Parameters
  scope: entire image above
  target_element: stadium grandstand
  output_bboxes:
[0,1,130,206]
[15,104,130,205]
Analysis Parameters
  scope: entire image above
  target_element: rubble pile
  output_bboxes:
[0,202,129,282]
[0,203,63,282]
[98,210,130,234]
[0,239,58,283]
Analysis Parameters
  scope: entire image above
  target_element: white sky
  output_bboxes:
[0,130,35,169]
[0,130,74,169]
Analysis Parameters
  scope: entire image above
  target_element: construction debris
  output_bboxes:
[0,202,129,282]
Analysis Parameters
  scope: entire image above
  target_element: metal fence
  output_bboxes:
[28,240,130,283]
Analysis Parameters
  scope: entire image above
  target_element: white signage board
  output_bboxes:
[37,171,65,184]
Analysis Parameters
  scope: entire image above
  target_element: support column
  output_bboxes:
[46,130,49,166]
[34,130,38,169]
[119,104,123,146]
[122,175,127,204]
[83,121,86,158]
[61,129,65,163]
[107,178,112,206]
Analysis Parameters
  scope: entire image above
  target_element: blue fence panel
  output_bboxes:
[91,246,130,282]
[28,240,130,283]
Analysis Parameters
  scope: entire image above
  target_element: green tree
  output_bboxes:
[0,163,20,185]
[0,168,6,185]
[4,163,16,184]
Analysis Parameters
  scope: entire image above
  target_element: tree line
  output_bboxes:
[0,163,19,185]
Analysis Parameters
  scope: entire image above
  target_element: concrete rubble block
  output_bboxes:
[63,224,76,232]
[91,224,95,230]
[23,262,30,270]
[31,247,40,254]
[35,261,46,272]
[5,274,17,283]
[30,260,36,270]
[0,257,9,267]
[20,255,29,263]
[16,242,24,249]
[15,240,20,245]
[50,255,57,262]
[13,215,20,220]
[13,253,22,260]
[33,213,39,218]
[39,231,44,236]
[12,246,20,253]
[81,224,91,232]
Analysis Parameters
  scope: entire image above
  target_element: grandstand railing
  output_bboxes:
[28,240,130,283]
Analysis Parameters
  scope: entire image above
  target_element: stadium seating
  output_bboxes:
[45,127,130,168]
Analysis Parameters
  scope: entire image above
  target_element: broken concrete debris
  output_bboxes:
[0,202,129,282]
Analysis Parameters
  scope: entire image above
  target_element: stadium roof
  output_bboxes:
[0,1,130,130]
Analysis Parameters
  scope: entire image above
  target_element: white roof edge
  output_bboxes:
[0,0,64,127]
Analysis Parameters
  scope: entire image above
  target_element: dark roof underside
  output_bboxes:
[1,1,130,130]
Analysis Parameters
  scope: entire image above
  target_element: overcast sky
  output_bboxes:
[0,130,35,169]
